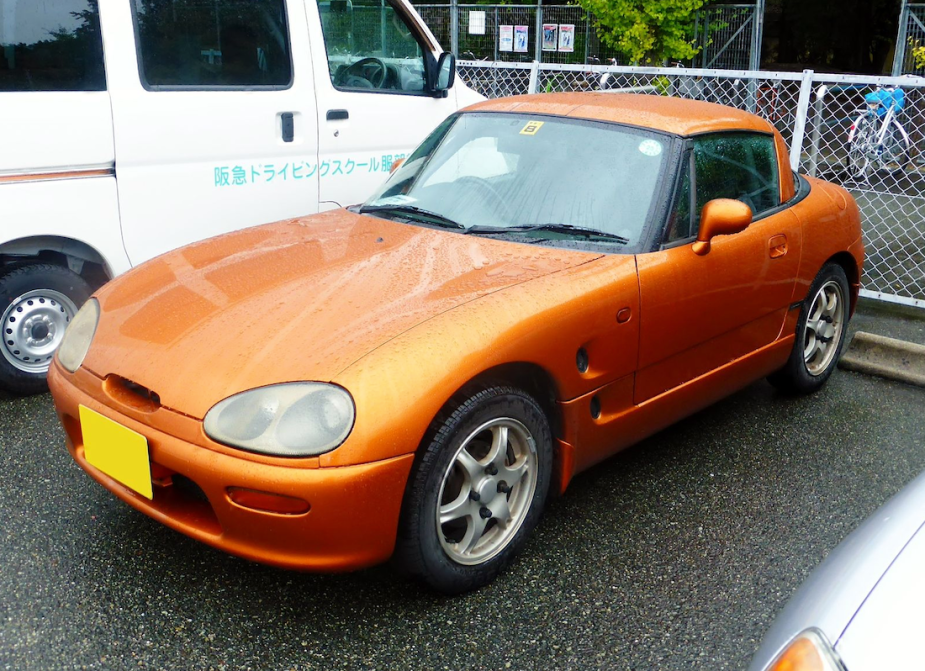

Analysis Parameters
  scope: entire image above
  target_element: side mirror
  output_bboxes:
[390,157,405,173]
[692,199,752,255]
[427,52,456,97]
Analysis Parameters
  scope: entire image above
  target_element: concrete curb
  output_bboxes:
[839,331,925,388]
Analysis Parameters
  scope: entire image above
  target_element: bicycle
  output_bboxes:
[846,85,912,179]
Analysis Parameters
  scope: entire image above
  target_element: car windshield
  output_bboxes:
[361,112,671,250]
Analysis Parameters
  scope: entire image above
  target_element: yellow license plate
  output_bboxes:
[80,405,153,500]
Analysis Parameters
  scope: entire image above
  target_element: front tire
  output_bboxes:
[394,386,553,594]
[768,263,850,394]
[0,264,92,395]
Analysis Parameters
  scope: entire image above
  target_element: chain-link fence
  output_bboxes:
[416,2,763,69]
[457,61,925,308]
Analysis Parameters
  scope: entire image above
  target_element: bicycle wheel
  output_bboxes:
[879,119,911,173]
[847,115,876,179]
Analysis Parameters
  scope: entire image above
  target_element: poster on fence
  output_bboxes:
[542,24,558,51]
[514,25,529,53]
[558,24,575,52]
[499,25,513,52]
[468,11,486,35]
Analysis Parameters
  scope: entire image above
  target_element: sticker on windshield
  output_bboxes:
[638,139,663,157]
[520,121,545,136]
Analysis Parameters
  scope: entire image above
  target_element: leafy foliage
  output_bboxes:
[575,0,707,64]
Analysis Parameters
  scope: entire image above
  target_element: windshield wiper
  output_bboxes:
[358,204,465,230]
[467,223,630,245]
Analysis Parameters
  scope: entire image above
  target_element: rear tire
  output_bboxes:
[0,264,92,395]
[768,263,850,395]
[880,120,910,173]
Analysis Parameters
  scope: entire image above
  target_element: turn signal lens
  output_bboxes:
[226,487,310,515]
[768,629,845,671]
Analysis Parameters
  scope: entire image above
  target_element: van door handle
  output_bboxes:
[281,112,294,142]
[326,109,349,121]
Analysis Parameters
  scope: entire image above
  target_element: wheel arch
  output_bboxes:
[440,361,562,440]
[825,251,861,314]
[406,361,565,503]
[0,235,113,289]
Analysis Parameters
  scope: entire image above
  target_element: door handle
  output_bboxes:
[281,112,294,143]
[326,109,349,121]
[768,234,788,259]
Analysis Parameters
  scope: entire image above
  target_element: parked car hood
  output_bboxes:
[835,519,925,668]
[83,210,600,419]
[749,469,925,670]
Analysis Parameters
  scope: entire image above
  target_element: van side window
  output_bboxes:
[132,0,293,89]
[0,0,105,91]
[317,0,426,93]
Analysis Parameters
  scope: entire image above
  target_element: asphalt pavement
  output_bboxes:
[1,304,924,670]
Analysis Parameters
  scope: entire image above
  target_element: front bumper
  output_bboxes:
[48,362,415,572]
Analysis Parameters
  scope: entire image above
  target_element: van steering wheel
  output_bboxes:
[336,57,387,88]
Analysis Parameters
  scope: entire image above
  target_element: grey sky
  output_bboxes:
[1,0,87,45]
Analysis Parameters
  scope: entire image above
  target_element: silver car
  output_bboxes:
[749,469,925,670]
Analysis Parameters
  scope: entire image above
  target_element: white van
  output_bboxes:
[0,0,480,394]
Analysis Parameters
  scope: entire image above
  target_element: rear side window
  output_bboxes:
[132,0,292,89]
[0,0,105,91]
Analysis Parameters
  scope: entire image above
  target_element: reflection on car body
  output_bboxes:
[48,93,864,593]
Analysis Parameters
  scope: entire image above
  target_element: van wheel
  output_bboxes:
[0,264,92,395]
[393,386,552,594]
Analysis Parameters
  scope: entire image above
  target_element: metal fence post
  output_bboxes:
[750,0,765,71]
[584,11,590,63]
[807,84,827,177]
[494,7,499,61]
[528,61,540,93]
[894,0,910,75]
[789,69,816,172]
[535,0,544,63]
[450,0,459,56]
[701,13,710,68]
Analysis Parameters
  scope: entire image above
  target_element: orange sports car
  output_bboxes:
[48,93,863,594]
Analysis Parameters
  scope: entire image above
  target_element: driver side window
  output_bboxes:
[317,0,426,93]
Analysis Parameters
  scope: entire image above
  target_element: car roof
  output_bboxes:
[465,92,775,137]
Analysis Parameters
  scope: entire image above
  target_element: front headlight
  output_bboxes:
[203,383,355,457]
[766,629,846,671]
[56,298,100,373]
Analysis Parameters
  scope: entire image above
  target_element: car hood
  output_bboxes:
[83,210,600,419]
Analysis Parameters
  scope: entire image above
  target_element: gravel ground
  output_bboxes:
[1,304,923,671]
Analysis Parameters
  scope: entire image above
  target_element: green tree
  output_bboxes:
[576,0,707,64]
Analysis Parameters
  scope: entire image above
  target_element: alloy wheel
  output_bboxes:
[436,417,538,565]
